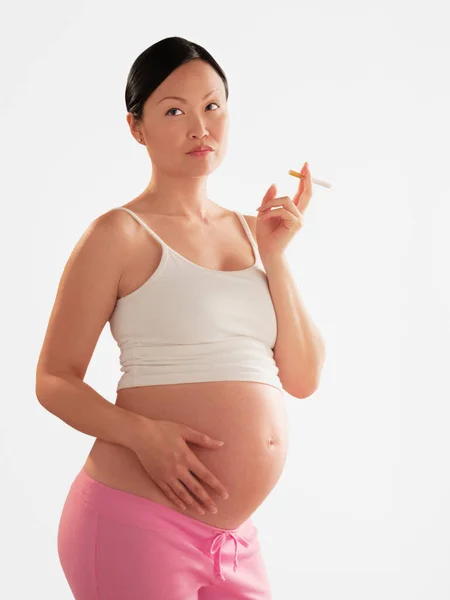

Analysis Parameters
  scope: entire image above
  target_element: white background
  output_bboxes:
[2,0,449,598]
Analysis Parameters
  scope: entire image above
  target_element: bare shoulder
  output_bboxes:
[99,206,144,238]
[35,207,138,384]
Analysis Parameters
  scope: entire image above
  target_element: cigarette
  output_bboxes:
[288,169,332,189]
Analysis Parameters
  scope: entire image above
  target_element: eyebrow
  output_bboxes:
[157,88,220,105]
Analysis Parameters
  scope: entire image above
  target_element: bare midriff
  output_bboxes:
[83,200,289,530]
[83,381,288,530]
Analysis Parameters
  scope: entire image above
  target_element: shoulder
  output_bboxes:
[94,207,146,244]
[76,208,144,274]
[68,208,139,275]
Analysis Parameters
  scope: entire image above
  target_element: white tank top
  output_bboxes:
[108,206,283,392]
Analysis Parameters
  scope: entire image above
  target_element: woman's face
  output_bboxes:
[130,59,229,178]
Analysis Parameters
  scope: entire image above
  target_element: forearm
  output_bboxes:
[36,373,148,453]
[262,254,326,396]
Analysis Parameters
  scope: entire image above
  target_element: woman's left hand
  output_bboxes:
[255,161,312,260]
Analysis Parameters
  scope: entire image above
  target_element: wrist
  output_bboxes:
[260,253,287,271]
[116,405,154,453]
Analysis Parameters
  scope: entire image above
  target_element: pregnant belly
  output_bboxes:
[83,381,289,530]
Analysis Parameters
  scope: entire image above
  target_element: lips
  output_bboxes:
[187,146,213,154]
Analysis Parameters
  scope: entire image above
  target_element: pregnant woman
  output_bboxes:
[35,36,326,600]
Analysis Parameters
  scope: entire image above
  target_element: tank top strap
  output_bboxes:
[233,211,258,249]
[113,207,257,255]
[112,206,168,248]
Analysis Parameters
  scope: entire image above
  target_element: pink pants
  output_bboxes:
[57,467,273,599]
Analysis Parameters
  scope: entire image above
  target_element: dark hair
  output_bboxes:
[125,37,229,122]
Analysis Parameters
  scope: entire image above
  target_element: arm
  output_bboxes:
[35,209,148,453]
[245,215,326,398]
[263,255,326,398]
[36,372,147,451]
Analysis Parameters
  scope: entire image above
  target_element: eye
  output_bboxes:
[165,102,220,117]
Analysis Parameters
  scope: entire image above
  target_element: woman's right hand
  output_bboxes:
[131,418,229,514]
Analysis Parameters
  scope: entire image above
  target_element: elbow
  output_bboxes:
[35,371,62,407]
[296,347,326,398]
[291,382,319,399]
[286,368,324,399]
[35,373,46,404]
[36,376,51,407]
[293,347,326,399]
[282,376,320,399]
